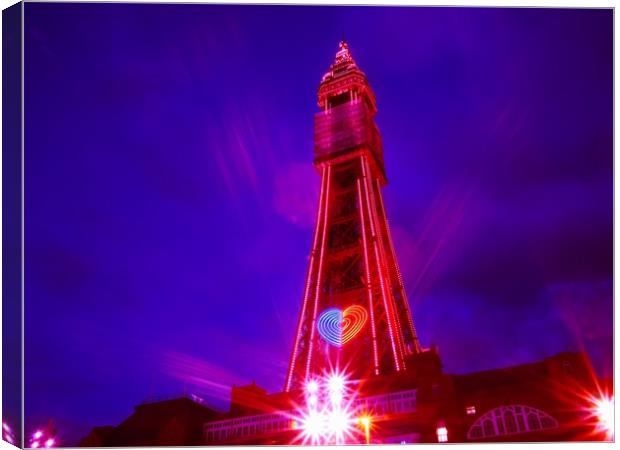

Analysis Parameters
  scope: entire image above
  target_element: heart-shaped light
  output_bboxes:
[317,305,368,347]
[341,305,368,345]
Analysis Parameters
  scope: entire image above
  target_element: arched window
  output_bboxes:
[504,411,517,434]
[528,413,540,431]
[541,416,556,429]
[467,405,558,440]
[483,420,495,437]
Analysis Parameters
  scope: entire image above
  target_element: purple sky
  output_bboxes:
[23,4,612,445]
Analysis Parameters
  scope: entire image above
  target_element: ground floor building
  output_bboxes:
[79,351,612,446]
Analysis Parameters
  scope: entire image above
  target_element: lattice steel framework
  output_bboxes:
[285,42,421,392]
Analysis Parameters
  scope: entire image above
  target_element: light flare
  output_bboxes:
[306,380,319,395]
[327,407,356,444]
[2,421,15,444]
[308,394,318,407]
[300,409,326,445]
[294,369,361,445]
[27,425,57,448]
[358,416,371,444]
[328,373,345,394]
[592,395,614,439]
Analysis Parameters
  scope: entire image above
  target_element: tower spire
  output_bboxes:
[335,39,353,64]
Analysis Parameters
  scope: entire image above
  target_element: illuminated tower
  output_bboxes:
[285,41,421,392]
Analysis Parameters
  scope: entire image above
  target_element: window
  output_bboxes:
[483,420,495,437]
[329,92,351,108]
[541,416,556,428]
[436,426,448,443]
[504,411,517,433]
[496,418,505,434]
[527,414,541,431]
[467,405,559,440]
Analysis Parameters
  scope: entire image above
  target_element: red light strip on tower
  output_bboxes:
[305,165,333,381]
[285,165,329,391]
[364,159,406,365]
[374,178,421,354]
[361,157,401,371]
[357,179,380,375]
[365,158,408,365]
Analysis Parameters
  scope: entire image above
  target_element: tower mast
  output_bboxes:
[285,41,421,392]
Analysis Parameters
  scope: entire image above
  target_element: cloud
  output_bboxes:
[272,162,319,229]
[391,179,478,307]
[162,350,247,404]
[547,280,613,377]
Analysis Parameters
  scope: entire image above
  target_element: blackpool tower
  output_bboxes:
[285,41,422,392]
